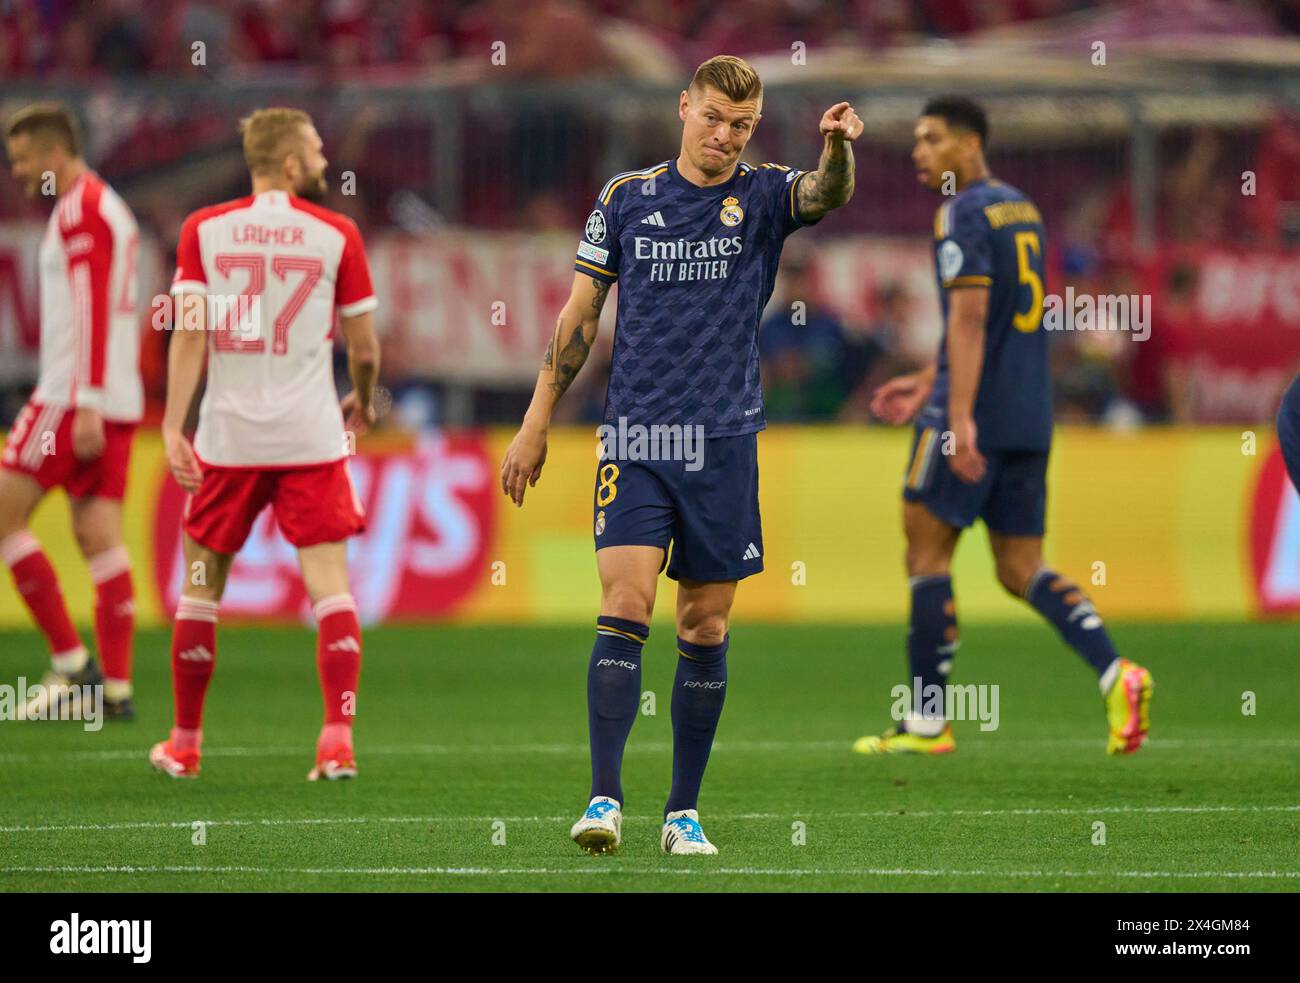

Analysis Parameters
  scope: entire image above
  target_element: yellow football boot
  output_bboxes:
[852,724,955,756]
[1104,658,1153,755]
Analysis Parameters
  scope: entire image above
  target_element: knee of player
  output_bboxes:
[181,551,232,602]
[0,515,29,544]
[184,585,226,606]
[677,612,728,647]
[600,586,653,625]
[71,520,110,558]
[905,546,949,579]
[0,498,31,540]
[995,561,1035,598]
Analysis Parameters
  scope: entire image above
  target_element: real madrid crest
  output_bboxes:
[595,510,606,536]
[720,195,744,227]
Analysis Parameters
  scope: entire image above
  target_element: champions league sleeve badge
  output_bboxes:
[939,239,964,281]
[585,209,607,243]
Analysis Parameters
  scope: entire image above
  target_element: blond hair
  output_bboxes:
[5,102,82,156]
[239,107,313,176]
[689,55,762,108]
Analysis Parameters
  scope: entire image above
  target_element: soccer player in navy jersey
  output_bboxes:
[854,96,1153,757]
[501,55,859,854]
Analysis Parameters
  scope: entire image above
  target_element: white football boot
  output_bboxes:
[148,739,201,779]
[570,795,622,854]
[661,809,718,855]
[19,654,101,720]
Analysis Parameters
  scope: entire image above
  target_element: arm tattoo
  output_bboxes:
[590,278,610,314]
[796,170,823,215]
[549,323,592,398]
[542,276,606,396]
[797,138,855,220]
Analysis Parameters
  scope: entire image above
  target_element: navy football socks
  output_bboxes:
[904,574,957,733]
[587,616,648,804]
[665,635,729,816]
[1024,568,1119,676]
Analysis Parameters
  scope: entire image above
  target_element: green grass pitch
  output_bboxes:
[1,622,1296,892]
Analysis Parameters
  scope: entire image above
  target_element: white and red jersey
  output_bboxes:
[170,190,378,468]
[34,170,143,422]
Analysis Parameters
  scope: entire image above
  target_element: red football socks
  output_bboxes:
[89,545,134,692]
[314,594,361,737]
[2,531,83,663]
[172,596,219,730]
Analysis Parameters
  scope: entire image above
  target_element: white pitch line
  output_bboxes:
[0,740,841,763]
[732,803,1300,819]
[1,864,1296,880]
[2,803,1295,835]
[0,740,815,763]
[1,736,1297,765]
[0,816,561,834]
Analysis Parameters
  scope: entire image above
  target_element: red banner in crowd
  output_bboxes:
[368,232,945,381]
[1145,245,1300,422]
[4,223,1299,418]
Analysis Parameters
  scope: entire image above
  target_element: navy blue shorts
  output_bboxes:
[901,424,1048,536]
[592,432,763,583]
[1278,374,1300,492]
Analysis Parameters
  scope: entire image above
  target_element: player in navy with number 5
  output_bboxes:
[855,96,1154,758]
[501,55,858,856]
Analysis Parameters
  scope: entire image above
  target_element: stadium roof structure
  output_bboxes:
[735,56,1290,149]
[737,9,1300,147]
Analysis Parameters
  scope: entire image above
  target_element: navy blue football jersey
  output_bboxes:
[574,158,819,437]
[920,177,1052,451]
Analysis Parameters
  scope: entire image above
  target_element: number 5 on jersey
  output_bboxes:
[1013,230,1044,334]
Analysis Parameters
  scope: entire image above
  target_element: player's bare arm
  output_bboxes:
[795,102,861,222]
[500,272,610,507]
[71,406,105,461]
[161,294,207,493]
[945,285,990,484]
[871,363,938,425]
[548,279,608,399]
[64,173,108,462]
[338,311,379,437]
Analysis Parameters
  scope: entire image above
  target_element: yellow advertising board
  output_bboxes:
[0,426,1277,629]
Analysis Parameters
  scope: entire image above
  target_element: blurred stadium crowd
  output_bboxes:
[7,0,1297,78]
[2,0,1299,430]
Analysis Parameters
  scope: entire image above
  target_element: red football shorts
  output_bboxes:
[184,457,366,554]
[1,401,136,500]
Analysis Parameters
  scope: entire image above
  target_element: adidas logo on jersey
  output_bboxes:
[640,211,666,227]
[327,636,362,653]
[178,645,213,663]
[742,543,761,561]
